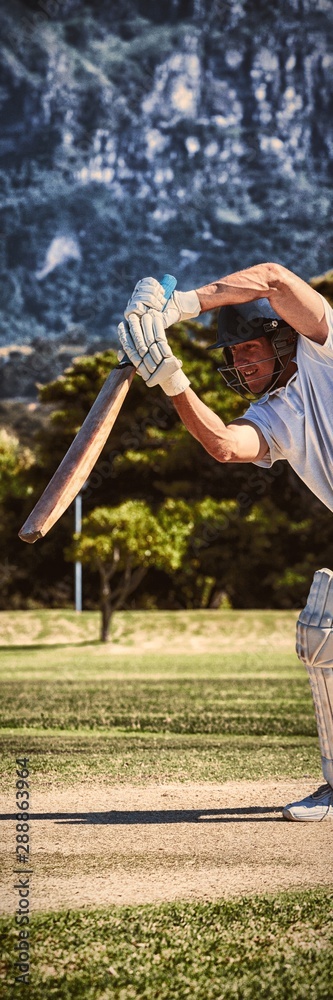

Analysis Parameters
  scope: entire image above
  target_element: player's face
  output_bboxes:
[231,337,275,393]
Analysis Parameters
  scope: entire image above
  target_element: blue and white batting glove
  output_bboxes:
[124,277,201,330]
[117,311,190,396]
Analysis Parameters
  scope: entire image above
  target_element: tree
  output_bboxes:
[0,429,34,503]
[309,268,333,307]
[0,429,35,607]
[64,498,192,641]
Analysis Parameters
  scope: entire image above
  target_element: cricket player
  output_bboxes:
[118,262,333,821]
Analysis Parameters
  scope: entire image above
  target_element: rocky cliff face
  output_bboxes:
[0,0,332,398]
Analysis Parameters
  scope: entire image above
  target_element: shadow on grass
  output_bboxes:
[1,806,283,825]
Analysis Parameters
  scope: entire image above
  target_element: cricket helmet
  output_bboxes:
[208,299,297,399]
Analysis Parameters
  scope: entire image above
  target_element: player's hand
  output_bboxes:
[117,311,190,396]
[124,278,166,318]
[124,277,201,330]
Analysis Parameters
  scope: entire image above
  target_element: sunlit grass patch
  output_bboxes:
[0,608,298,652]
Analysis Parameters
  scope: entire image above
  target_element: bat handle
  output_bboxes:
[117,273,177,368]
[160,273,177,304]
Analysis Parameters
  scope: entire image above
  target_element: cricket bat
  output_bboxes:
[19,274,176,543]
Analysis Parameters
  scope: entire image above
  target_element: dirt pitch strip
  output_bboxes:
[1,778,332,913]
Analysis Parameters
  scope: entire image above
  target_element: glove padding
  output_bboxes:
[124,277,201,330]
[117,311,190,396]
[124,278,167,319]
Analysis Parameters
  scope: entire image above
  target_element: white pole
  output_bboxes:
[74,493,82,613]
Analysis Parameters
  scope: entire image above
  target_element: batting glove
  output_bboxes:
[124,276,201,330]
[117,311,190,396]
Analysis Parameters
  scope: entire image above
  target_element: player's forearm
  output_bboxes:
[196,262,278,312]
[172,387,234,462]
[173,388,269,463]
[196,262,328,342]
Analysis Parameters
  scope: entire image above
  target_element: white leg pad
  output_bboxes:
[306,665,333,785]
[296,568,333,787]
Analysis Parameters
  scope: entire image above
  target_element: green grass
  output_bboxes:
[0,673,315,734]
[0,647,298,680]
[0,732,321,786]
[1,889,332,999]
[0,609,320,785]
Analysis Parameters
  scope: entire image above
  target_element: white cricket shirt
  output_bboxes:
[243,294,333,511]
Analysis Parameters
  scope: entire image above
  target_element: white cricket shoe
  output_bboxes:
[283,782,333,821]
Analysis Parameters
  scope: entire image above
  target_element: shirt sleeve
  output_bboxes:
[240,402,282,469]
[295,293,333,367]
[318,293,333,355]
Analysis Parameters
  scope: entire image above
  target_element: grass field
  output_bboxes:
[0,609,331,998]
[0,608,321,785]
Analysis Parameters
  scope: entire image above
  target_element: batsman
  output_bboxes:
[118,261,333,822]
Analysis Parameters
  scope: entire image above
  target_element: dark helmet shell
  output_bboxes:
[210,298,289,349]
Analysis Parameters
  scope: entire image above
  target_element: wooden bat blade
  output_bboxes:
[19,364,135,543]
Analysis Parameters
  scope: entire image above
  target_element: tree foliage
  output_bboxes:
[65,498,192,640]
[0,429,33,503]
